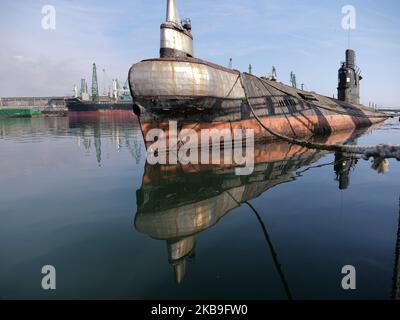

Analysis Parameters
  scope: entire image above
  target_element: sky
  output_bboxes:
[0,0,399,107]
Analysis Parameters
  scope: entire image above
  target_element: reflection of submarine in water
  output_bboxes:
[134,129,367,284]
[129,0,387,147]
[334,152,358,190]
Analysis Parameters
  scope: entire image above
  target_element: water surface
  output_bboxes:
[0,112,399,300]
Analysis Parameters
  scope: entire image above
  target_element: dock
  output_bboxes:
[0,97,69,117]
[0,96,70,109]
[378,108,400,116]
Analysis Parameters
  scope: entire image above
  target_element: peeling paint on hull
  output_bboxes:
[137,113,384,151]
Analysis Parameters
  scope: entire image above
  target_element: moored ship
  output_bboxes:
[0,107,41,118]
[66,97,133,112]
[128,0,387,147]
[67,63,133,112]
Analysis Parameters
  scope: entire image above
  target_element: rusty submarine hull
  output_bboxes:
[129,0,387,149]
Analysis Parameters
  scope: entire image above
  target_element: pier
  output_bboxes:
[0,97,70,117]
[0,96,70,109]
[378,108,400,116]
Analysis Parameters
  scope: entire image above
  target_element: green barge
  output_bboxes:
[0,108,42,118]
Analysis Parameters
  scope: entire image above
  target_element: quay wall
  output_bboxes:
[0,97,70,109]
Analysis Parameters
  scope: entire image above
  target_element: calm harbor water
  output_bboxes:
[0,112,399,300]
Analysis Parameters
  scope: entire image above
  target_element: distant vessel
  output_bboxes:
[67,63,133,111]
[129,0,387,147]
[0,107,41,118]
[66,97,133,112]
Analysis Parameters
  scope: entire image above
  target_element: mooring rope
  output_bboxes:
[226,190,293,300]
[238,73,400,162]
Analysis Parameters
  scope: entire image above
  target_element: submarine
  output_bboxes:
[129,0,387,147]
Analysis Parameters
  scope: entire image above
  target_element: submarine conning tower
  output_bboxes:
[160,0,194,58]
[338,49,363,104]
